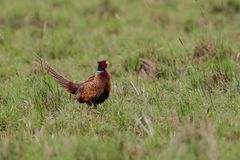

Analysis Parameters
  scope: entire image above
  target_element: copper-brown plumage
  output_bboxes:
[39,58,110,106]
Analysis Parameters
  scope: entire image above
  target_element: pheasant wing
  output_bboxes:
[76,76,105,103]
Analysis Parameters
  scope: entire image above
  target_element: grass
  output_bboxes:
[0,0,240,159]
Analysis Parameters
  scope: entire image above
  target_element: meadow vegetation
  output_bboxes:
[0,0,240,159]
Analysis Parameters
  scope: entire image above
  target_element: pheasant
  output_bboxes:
[39,58,110,107]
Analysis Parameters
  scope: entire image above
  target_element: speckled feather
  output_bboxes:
[40,59,110,106]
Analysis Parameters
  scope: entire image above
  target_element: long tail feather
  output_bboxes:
[37,56,79,94]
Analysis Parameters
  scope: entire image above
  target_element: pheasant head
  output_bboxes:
[97,60,109,72]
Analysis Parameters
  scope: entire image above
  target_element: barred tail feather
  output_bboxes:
[39,58,79,94]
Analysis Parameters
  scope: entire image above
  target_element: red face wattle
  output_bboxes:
[98,60,108,69]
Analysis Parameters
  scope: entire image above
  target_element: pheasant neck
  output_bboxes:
[97,66,106,72]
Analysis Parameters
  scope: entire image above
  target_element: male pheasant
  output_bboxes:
[39,58,110,107]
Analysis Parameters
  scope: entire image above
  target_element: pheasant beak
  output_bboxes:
[106,61,110,65]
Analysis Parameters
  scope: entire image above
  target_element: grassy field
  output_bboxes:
[1,0,240,159]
